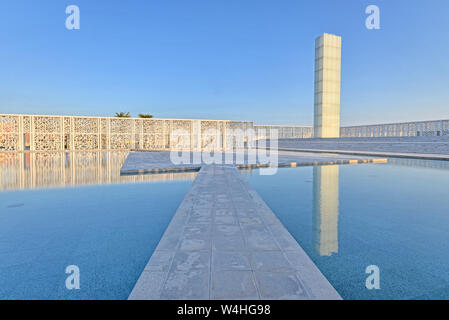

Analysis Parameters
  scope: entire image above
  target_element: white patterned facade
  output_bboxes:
[2,114,449,152]
[254,125,313,139]
[340,120,449,138]
[0,114,253,151]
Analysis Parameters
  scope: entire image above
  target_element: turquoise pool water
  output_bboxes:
[0,152,195,299]
[243,160,449,300]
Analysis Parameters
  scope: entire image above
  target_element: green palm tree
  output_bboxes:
[115,112,131,118]
[138,114,153,118]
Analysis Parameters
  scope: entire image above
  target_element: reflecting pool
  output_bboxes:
[0,152,195,299]
[243,159,449,299]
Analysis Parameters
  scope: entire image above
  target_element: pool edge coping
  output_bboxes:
[120,157,388,175]
[275,147,449,161]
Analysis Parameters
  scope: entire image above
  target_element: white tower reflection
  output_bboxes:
[312,165,339,256]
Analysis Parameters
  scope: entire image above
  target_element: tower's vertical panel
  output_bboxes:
[314,33,341,138]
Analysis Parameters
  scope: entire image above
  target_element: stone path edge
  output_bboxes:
[120,158,387,175]
[276,147,449,161]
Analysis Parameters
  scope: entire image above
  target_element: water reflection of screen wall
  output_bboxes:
[0,152,197,191]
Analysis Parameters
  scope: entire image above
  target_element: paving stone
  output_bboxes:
[215,208,236,216]
[239,216,264,225]
[213,232,246,252]
[214,215,238,225]
[128,271,165,300]
[268,223,302,251]
[170,251,210,272]
[254,272,310,300]
[179,225,212,251]
[179,238,210,251]
[187,214,213,225]
[250,251,294,272]
[212,251,252,271]
[144,251,174,272]
[214,225,241,236]
[241,224,281,251]
[160,269,210,300]
[154,232,181,251]
[211,271,259,300]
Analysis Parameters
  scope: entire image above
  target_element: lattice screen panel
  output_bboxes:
[0,114,254,151]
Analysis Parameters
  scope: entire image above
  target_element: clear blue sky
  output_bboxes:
[0,0,448,126]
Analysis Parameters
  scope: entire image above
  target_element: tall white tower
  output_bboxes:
[314,33,342,138]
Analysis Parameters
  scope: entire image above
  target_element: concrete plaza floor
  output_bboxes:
[274,137,449,160]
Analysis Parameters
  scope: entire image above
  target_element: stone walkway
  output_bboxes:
[128,165,342,300]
